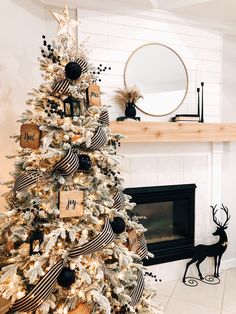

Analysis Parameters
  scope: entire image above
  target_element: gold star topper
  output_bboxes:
[50,3,78,38]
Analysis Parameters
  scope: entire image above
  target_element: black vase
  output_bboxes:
[125,102,136,118]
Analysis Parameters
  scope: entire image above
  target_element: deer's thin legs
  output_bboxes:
[214,256,218,277]
[216,254,222,277]
[196,257,205,280]
[183,258,197,282]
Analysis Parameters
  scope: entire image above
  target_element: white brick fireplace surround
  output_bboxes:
[118,141,229,281]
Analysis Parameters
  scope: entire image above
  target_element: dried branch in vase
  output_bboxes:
[114,86,143,107]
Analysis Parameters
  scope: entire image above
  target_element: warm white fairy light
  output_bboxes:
[0,6,155,314]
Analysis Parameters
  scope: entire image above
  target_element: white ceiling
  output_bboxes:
[40,0,236,25]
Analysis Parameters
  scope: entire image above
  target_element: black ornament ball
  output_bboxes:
[78,155,92,171]
[65,62,82,80]
[110,217,126,234]
[57,267,76,288]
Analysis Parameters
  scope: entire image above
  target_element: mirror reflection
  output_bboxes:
[124,43,188,116]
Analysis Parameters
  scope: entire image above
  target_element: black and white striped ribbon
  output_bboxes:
[75,58,88,74]
[112,189,125,211]
[137,234,149,260]
[13,171,45,194]
[81,127,107,150]
[99,110,109,126]
[13,148,80,194]
[53,148,80,177]
[52,59,87,95]
[52,79,70,95]
[130,269,145,307]
[69,218,114,258]
[12,219,114,312]
[12,260,64,312]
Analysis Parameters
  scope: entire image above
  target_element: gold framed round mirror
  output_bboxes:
[124,43,189,116]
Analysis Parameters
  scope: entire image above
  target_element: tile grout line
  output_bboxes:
[163,279,179,313]
[220,270,227,314]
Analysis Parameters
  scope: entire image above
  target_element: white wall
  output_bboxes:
[221,34,236,264]
[78,9,222,122]
[0,1,76,207]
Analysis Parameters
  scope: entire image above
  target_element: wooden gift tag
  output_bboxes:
[87,84,101,107]
[0,296,11,314]
[69,303,91,314]
[59,191,84,218]
[127,229,139,253]
[20,124,40,149]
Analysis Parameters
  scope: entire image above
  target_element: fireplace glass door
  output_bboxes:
[124,184,196,265]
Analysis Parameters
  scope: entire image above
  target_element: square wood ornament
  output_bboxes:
[20,124,41,149]
[127,229,139,253]
[59,191,84,218]
[69,303,91,314]
[0,297,11,314]
[87,84,101,107]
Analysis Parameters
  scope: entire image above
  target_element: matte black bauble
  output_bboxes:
[57,267,76,288]
[110,217,126,234]
[65,62,82,80]
[78,155,92,171]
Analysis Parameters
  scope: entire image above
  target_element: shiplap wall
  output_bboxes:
[78,9,222,122]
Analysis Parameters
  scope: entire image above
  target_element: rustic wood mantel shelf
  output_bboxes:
[110,121,236,143]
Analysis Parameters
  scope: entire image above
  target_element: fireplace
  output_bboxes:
[124,184,196,266]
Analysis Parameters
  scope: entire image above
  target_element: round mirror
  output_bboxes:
[124,43,188,116]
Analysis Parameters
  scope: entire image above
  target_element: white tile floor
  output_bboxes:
[152,268,236,314]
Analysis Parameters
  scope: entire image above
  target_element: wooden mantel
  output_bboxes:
[110,121,236,143]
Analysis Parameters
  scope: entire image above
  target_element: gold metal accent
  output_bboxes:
[124,43,189,117]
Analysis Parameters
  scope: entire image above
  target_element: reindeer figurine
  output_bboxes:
[183,204,230,283]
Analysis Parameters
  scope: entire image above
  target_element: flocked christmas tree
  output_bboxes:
[0,5,157,314]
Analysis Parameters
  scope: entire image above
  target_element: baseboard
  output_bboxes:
[221,258,236,270]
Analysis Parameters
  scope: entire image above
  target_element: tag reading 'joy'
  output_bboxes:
[20,124,41,149]
[59,191,84,218]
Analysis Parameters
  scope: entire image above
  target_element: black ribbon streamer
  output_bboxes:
[137,234,149,260]
[112,189,125,211]
[52,79,70,95]
[13,171,46,194]
[75,58,88,73]
[12,218,115,312]
[99,110,109,126]
[130,269,145,307]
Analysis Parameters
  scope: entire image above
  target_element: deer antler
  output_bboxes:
[221,204,231,228]
[211,205,222,227]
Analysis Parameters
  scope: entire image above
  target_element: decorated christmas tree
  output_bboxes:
[0,5,157,314]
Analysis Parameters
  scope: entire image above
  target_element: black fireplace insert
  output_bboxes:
[124,184,196,265]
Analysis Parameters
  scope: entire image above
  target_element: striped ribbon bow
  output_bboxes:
[137,234,149,260]
[13,171,46,194]
[130,269,145,307]
[12,218,115,312]
[13,148,80,194]
[112,189,125,211]
[52,58,88,95]
[81,127,107,151]
[53,148,80,177]
[99,110,109,126]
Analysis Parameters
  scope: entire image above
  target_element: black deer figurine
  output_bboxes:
[183,204,230,283]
